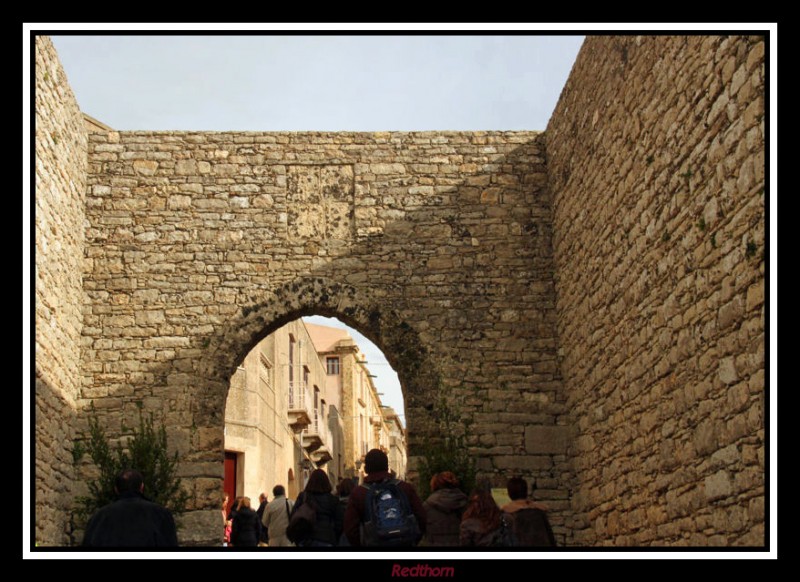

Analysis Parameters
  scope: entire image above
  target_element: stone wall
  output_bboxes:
[34,36,88,545]
[78,130,566,545]
[546,35,766,546]
[35,34,766,547]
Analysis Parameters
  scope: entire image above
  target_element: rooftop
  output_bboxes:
[303,321,351,354]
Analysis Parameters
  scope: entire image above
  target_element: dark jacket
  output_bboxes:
[502,499,556,546]
[422,487,468,546]
[256,500,269,543]
[337,496,350,546]
[230,506,260,547]
[343,471,427,547]
[82,491,178,547]
[293,491,343,546]
[459,517,502,547]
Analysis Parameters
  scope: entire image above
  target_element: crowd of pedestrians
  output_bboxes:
[83,449,556,548]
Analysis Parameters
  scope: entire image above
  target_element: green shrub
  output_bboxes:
[415,385,476,501]
[73,403,189,522]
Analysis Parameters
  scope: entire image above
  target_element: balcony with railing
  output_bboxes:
[302,407,323,452]
[310,416,333,466]
[288,381,312,429]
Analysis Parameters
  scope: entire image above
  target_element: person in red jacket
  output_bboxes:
[343,449,427,546]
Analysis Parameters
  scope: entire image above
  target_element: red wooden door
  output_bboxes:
[224,452,237,516]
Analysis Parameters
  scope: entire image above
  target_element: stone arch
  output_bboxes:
[198,276,439,422]
[181,276,441,543]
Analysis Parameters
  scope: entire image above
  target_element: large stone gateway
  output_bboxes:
[33,34,766,547]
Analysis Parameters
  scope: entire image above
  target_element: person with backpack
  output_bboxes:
[287,469,343,547]
[343,448,427,547]
[501,476,556,546]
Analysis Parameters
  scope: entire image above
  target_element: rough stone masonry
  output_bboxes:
[33,34,765,547]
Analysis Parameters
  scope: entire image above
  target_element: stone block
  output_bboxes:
[175,159,197,175]
[135,310,166,325]
[719,357,738,385]
[704,470,733,501]
[133,160,159,175]
[176,509,221,546]
[748,495,765,522]
[746,282,764,311]
[524,425,569,454]
[492,455,552,471]
[370,163,405,174]
[167,195,192,210]
[709,444,740,469]
[718,297,744,331]
[195,427,223,450]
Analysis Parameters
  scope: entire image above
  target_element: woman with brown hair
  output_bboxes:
[422,472,468,546]
[289,469,343,547]
[459,480,505,547]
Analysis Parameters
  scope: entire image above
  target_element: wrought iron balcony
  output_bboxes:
[302,407,324,452]
[288,381,312,429]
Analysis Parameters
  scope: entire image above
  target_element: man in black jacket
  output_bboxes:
[82,469,178,547]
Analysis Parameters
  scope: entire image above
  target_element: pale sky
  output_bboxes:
[47,34,585,422]
[51,35,584,131]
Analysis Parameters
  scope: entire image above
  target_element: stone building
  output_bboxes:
[223,318,343,504]
[305,322,393,482]
[384,407,407,480]
[33,34,767,547]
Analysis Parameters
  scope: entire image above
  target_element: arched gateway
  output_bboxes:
[72,129,564,545]
[35,35,766,548]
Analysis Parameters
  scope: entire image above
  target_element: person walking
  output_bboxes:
[335,479,354,546]
[343,449,426,547]
[459,480,504,547]
[230,496,260,547]
[288,469,343,547]
[501,477,556,546]
[422,471,468,546]
[255,492,269,546]
[222,493,232,546]
[82,469,178,547]
[262,484,294,547]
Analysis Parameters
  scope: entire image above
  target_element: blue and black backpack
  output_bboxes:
[362,479,421,546]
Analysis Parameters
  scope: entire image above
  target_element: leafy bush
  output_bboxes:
[73,403,189,521]
[415,385,476,501]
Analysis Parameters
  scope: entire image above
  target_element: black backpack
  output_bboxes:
[507,508,556,546]
[286,496,316,544]
[361,479,421,546]
[492,513,519,547]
